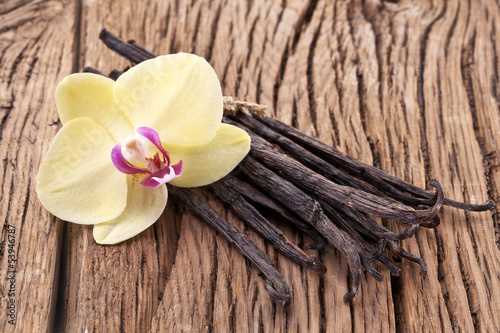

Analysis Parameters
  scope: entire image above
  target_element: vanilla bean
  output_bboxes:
[211,182,326,274]
[168,185,291,305]
[372,239,389,261]
[126,39,157,60]
[388,240,428,276]
[321,201,425,277]
[250,112,494,211]
[327,203,428,276]
[83,66,105,75]
[322,201,427,277]
[225,117,417,240]
[231,112,434,207]
[220,175,326,249]
[236,123,444,224]
[320,202,401,276]
[109,69,124,80]
[419,215,441,229]
[99,29,152,64]
[239,156,365,301]
[231,113,384,197]
[332,204,419,242]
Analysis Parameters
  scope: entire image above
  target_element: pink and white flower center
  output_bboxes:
[111,127,182,188]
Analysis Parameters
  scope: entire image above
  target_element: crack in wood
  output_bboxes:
[306,13,322,137]
[206,3,222,63]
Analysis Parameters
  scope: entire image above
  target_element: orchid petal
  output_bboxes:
[36,118,127,224]
[93,175,168,244]
[113,53,223,146]
[56,73,135,142]
[165,124,250,187]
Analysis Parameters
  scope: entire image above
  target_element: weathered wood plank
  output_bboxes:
[2,0,500,331]
[350,0,500,331]
[0,0,75,331]
[62,0,500,331]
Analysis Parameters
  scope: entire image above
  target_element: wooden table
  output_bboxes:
[2,0,500,331]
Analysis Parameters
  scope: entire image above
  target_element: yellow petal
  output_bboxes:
[93,176,168,244]
[36,118,127,224]
[165,124,251,187]
[113,53,223,146]
[56,73,135,142]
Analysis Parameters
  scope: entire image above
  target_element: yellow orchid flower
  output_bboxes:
[36,53,251,244]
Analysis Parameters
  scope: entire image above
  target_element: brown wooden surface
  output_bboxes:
[1,0,500,332]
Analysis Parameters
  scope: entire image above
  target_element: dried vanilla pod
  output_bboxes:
[219,175,326,250]
[238,156,371,301]
[249,110,494,211]
[168,185,291,305]
[211,181,327,274]
[231,118,445,225]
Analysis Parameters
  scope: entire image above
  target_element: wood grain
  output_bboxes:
[0,1,75,332]
[1,0,499,332]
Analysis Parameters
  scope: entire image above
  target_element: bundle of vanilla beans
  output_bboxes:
[90,29,494,305]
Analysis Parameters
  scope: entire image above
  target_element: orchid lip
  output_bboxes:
[141,160,183,188]
[111,127,182,187]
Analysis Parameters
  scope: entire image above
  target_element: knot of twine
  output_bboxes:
[223,96,268,116]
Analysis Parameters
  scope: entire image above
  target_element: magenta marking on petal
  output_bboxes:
[111,143,149,175]
[141,167,172,188]
[171,160,183,177]
[140,174,163,188]
[140,169,171,188]
[141,161,183,188]
[136,126,170,166]
[151,167,181,184]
